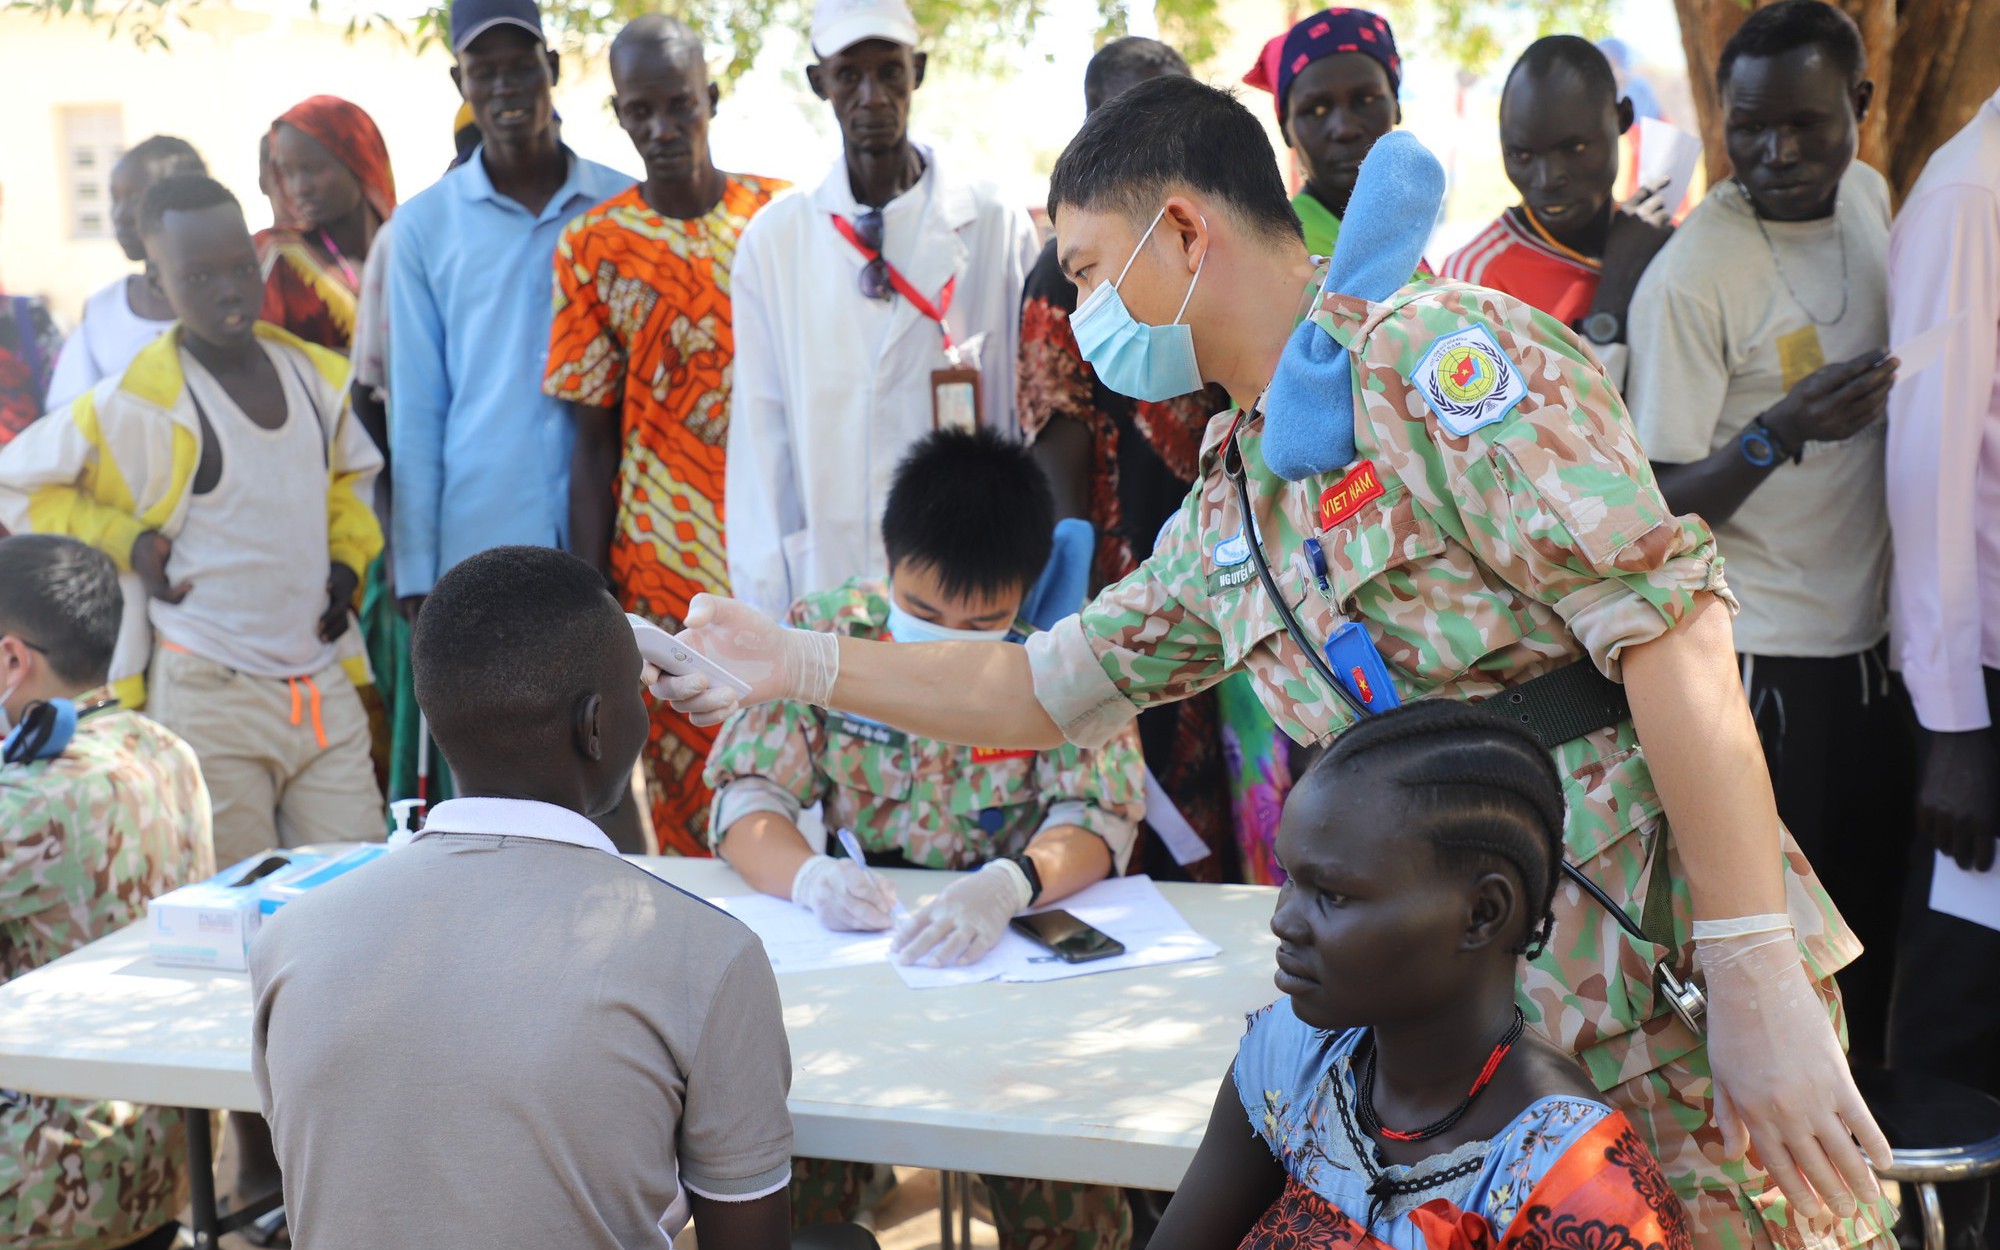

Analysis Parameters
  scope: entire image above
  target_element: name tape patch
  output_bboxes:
[1412,324,1527,438]
[830,713,907,751]
[1318,459,1385,531]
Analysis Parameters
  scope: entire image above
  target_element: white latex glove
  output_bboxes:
[1696,921,1893,1226]
[660,595,839,727]
[790,854,898,932]
[892,859,1034,967]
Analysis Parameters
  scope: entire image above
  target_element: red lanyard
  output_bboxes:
[831,213,957,351]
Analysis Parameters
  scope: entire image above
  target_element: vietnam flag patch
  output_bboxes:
[1318,459,1385,531]
[971,747,1037,763]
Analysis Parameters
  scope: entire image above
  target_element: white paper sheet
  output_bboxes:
[1891,313,1964,379]
[1635,118,1704,218]
[1143,768,1213,866]
[894,875,1223,990]
[711,894,893,974]
[1929,851,2000,933]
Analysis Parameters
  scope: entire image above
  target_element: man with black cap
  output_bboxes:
[726,0,1041,619]
[388,0,630,626]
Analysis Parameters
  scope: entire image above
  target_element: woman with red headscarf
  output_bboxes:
[256,95,397,353]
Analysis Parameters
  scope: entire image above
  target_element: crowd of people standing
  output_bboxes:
[0,0,1996,1247]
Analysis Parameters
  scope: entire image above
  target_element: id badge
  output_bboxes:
[931,367,981,432]
[1776,324,1825,391]
[1322,620,1401,714]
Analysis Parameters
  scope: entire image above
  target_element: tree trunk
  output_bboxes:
[1670,0,1746,188]
[1668,0,1995,203]
[1890,0,1997,198]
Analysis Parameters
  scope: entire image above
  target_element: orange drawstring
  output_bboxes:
[303,675,326,749]
[283,676,328,749]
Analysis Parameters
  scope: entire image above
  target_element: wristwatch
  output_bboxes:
[1738,416,1799,468]
[1581,310,1622,346]
[1009,853,1044,907]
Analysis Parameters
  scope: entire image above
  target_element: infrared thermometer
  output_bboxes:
[627,614,753,701]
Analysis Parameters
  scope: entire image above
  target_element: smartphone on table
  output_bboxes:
[1009,909,1125,964]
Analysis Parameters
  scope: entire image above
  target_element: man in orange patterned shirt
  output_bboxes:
[545,14,787,853]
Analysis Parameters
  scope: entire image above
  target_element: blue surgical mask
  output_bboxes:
[885,601,1012,645]
[1069,205,1206,402]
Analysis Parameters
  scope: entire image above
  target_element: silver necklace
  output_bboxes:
[1739,179,1849,326]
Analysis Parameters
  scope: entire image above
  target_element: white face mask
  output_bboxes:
[1068,204,1207,402]
[885,600,1012,645]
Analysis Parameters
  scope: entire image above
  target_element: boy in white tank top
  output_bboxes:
[0,175,386,863]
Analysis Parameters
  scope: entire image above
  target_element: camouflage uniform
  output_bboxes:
[1024,281,1888,1250]
[0,701,214,1249]
[706,578,1144,1250]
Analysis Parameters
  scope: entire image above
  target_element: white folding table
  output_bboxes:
[0,858,1281,1245]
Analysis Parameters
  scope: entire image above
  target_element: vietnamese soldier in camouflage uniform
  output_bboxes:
[0,536,214,1250]
[705,428,1145,1250]
[669,79,1894,1250]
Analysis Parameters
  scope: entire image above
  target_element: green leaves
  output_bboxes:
[9,0,1616,78]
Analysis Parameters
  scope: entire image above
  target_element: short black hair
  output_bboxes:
[1308,700,1567,958]
[1718,0,1866,90]
[411,546,631,770]
[1049,75,1303,244]
[609,12,703,70]
[139,175,242,241]
[0,535,123,688]
[1504,35,1619,108]
[881,427,1054,601]
[1083,36,1191,114]
[119,135,207,181]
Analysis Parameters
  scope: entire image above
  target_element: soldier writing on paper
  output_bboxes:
[705,427,1144,1248]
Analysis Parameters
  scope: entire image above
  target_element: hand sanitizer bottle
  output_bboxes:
[388,799,425,847]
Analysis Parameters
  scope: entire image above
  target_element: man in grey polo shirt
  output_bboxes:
[250,546,794,1250]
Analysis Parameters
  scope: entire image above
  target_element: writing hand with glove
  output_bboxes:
[891,859,1035,967]
[790,853,900,932]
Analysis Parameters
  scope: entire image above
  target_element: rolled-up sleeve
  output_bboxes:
[702,697,829,849]
[1031,722,1145,872]
[1426,334,1734,681]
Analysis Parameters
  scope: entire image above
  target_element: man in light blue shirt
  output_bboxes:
[389,0,632,615]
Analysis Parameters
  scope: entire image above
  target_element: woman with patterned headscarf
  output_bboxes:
[1243,7,1403,259]
[256,95,397,353]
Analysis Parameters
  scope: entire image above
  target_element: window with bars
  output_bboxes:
[60,105,126,241]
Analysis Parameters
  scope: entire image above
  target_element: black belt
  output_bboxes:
[1476,660,1630,749]
[1222,434,1695,1025]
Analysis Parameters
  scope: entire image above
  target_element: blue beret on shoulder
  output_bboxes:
[1261,130,1447,482]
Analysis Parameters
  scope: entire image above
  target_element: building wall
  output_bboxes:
[0,6,644,323]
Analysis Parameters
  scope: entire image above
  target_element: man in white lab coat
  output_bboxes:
[726,0,1041,617]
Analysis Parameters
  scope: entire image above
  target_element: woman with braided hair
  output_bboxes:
[1151,701,1692,1250]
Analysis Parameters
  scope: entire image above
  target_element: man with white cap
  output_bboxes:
[725,0,1041,618]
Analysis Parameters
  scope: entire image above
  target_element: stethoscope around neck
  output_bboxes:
[1219,418,1708,1033]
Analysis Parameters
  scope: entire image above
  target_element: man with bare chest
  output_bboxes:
[0,174,386,864]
